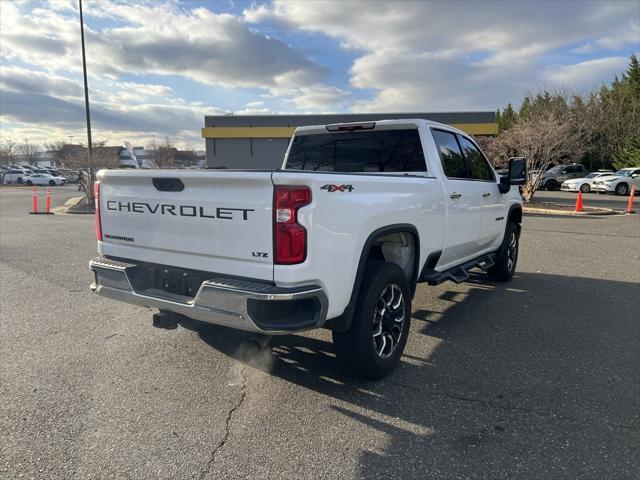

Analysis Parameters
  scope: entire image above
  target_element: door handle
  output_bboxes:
[482,192,491,198]
[450,192,462,199]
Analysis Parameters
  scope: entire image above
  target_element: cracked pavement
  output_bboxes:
[1,186,639,479]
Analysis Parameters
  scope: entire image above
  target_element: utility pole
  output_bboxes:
[79,0,94,194]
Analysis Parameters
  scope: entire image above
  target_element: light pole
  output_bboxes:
[78,0,94,193]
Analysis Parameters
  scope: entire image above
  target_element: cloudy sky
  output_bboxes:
[1,0,638,149]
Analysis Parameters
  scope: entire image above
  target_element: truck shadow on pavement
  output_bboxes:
[180,272,640,479]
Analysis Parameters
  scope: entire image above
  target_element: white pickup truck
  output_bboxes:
[90,119,525,379]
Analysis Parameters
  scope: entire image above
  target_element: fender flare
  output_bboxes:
[508,203,523,224]
[325,223,420,332]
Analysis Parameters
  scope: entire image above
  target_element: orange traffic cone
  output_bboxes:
[31,185,38,214]
[574,191,584,212]
[627,186,636,214]
[45,187,51,214]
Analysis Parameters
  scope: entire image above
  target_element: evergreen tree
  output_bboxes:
[503,103,516,130]
[496,103,517,132]
[623,54,640,94]
[519,96,531,119]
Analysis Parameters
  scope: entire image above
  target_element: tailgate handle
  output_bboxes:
[152,178,184,192]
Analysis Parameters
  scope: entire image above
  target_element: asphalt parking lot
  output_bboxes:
[1,185,639,479]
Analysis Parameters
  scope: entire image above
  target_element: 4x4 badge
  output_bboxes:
[321,184,354,192]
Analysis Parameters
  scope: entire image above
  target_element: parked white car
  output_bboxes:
[591,168,640,195]
[560,171,614,193]
[23,173,67,186]
[2,168,31,184]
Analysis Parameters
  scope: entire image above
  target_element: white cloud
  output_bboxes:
[0,66,222,148]
[571,20,640,54]
[246,0,640,111]
[0,0,337,146]
[541,57,630,89]
[0,1,326,90]
[267,84,352,111]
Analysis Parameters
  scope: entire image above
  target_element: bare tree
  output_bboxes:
[485,113,584,201]
[73,141,121,197]
[92,140,120,169]
[155,138,177,168]
[0,139,17,166]
[43,140,67,166]
[18,139,41,165]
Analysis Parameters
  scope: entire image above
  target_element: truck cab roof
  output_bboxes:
[294,118,467,137]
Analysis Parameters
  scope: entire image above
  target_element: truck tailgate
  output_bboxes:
[97,170,274,281]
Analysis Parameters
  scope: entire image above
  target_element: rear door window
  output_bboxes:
[432,129,468,179]
[458,136,495,181]
[286,129,427,172]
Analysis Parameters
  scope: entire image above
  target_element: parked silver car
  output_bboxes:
[538,164,586,190]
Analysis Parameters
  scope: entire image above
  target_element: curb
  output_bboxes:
[523,206,620,216]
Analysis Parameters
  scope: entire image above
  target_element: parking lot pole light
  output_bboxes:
[78,0,94,196]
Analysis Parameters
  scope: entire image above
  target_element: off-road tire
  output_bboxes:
[332,261,411,380]
[487,221,519,282]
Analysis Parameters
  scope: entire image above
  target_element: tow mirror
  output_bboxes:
[499,157,527,194]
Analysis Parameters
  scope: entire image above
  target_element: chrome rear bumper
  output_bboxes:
[89,256,328,334]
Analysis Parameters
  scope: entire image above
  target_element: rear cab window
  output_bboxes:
[458,136,495,181]
[432,129,495,181]
[431,129,467,179]
[285,129,427,173]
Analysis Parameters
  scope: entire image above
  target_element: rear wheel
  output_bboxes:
[48,180,56,186]
[333,261,411,380]
[615,183,629,196]
[487,221,519,282]
[25,180,33,186]
[580,183,590,193]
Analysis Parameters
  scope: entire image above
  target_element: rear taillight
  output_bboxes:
[274,186,311,264]
[94,181,102,241]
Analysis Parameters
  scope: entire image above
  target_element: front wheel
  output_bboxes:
[333,261,411,380]
[545,180,559,191]
[615,183,629,196]
[580,183,590,193]
[487,221,519,282]
[49,180,56,186]
[25,180,33,186]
